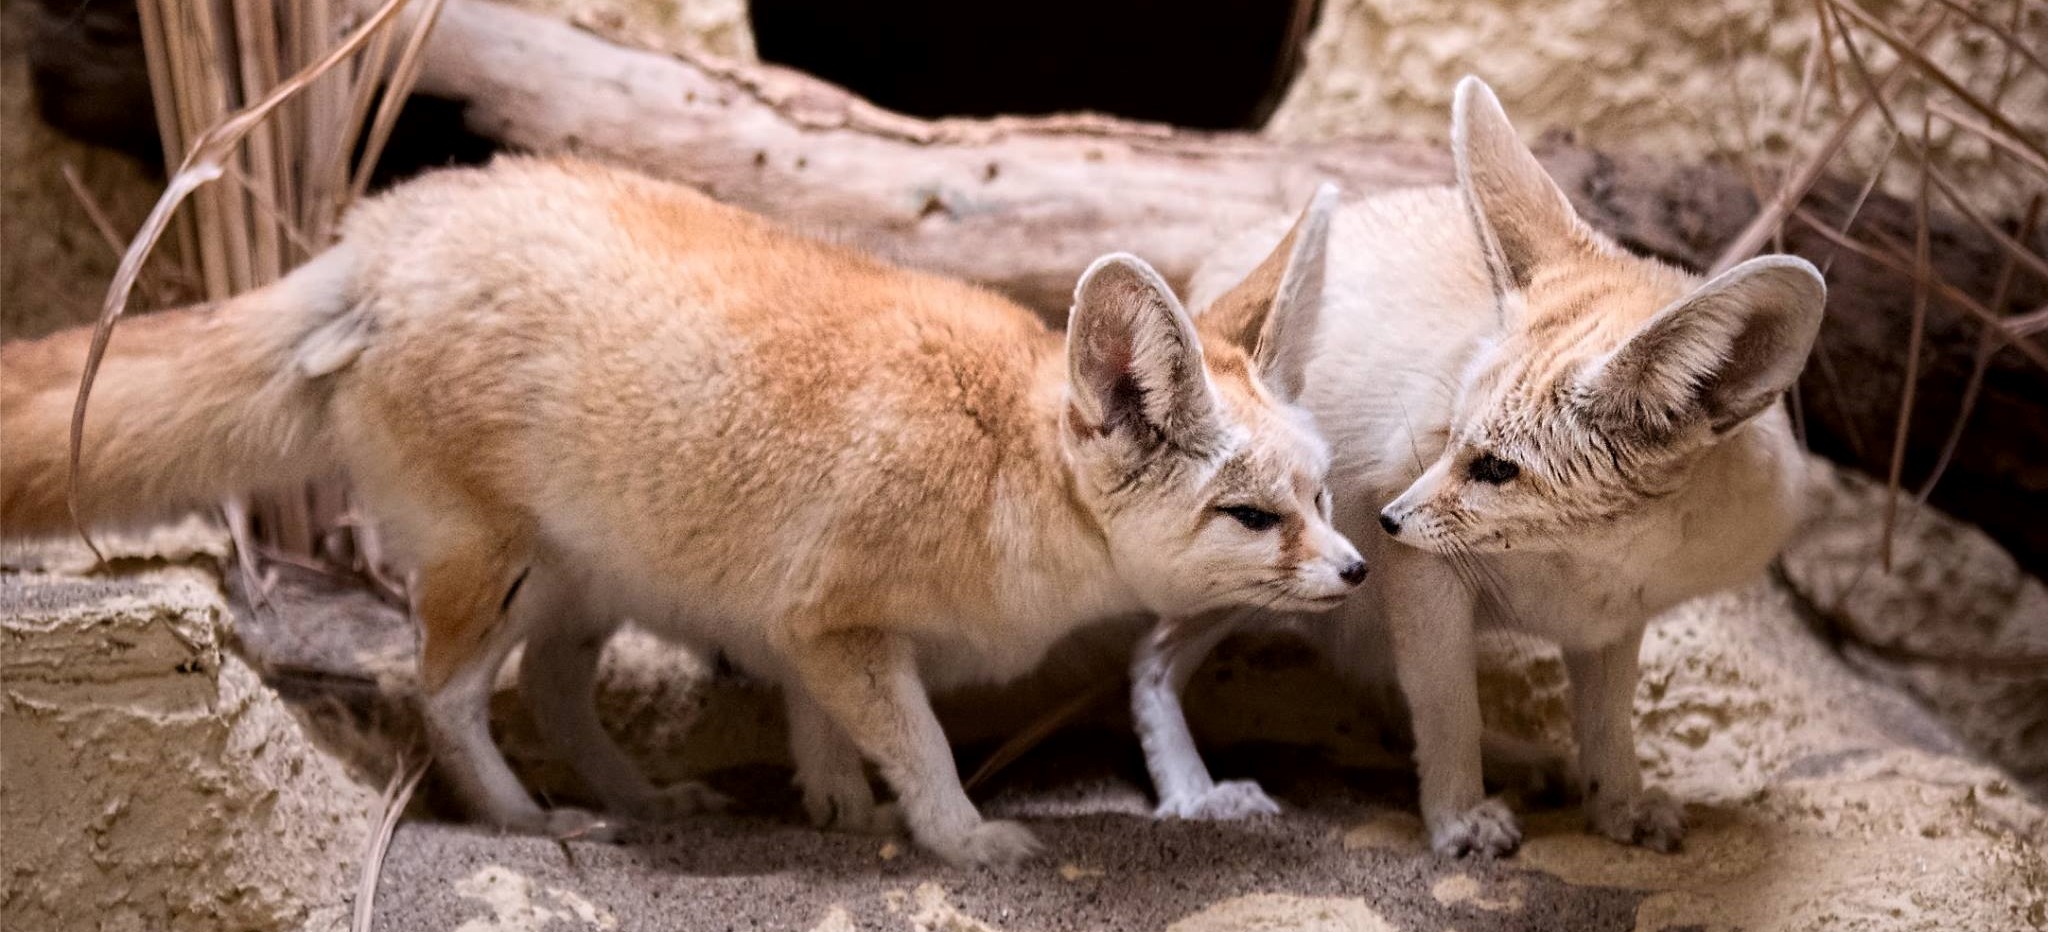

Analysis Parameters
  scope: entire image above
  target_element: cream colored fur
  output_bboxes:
[1142,77,1823,856]
[0,157,1365,866]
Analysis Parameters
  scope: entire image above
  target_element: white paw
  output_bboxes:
[927,819,1043,868]
[617,781,731,823]
[1428,798,1522,858]
[1587,786,1685,852]
[1154,780,1283,820]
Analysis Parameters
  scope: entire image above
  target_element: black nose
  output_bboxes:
[1339,560,1369,585]
[1378,512,1402,536]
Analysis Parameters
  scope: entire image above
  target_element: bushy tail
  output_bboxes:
[2,247,363,538]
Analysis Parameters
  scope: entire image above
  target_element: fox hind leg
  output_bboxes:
[416,536,610,840]
[516,567,728,823]
[787,685,901,835]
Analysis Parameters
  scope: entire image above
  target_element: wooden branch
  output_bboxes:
[402,0,1467,311]
[413,2,1793,313]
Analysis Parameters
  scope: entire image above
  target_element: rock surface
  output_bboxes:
[349,467,2048,929]
[0,526,379,932]
[1268,0,2048,213]
[7,459,2043,931]
[1782,466,2048,794]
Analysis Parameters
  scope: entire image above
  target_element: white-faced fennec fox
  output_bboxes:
[1134,77,1824,858]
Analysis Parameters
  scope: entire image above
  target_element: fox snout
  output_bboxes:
[1378,487,1493,556]
[1297,524,1368,604]
[1378,500,1432,549]
[1377,484,1444,552]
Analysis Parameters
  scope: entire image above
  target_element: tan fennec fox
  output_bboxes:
[1135,77,1823,855]
[0,157,1367,865]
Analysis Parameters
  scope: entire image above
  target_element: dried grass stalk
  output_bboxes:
[1879,110,1936,570]
[69,0,435,560]
[352,753,429,932]
[1724,0,2048,537]
[1709,4,1944,277]
[1917,195,2044,503]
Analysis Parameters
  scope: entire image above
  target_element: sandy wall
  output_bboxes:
[0,529,378,932]
[1268,0,2048,214]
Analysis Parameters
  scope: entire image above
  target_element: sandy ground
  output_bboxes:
[351,569,2048,932]
[5,459,2043,932]
[1,12,2043,923]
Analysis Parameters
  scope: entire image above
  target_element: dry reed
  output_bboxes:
[1717,0,2047,561]
[72,0,445,584]
[352,751,429,932]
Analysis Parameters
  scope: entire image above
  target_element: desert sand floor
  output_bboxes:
[3,461,2044,932]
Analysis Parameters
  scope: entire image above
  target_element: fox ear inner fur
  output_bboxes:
[1451,75,1589,301]
[1066,253,1217,445]
[1196,182,1339,404]
[1579,255,1827,436]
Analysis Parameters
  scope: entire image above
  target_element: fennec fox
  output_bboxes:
[1137,77,1823,855]
[1,157,1365,865]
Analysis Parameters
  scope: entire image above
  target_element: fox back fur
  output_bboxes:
[1,156,1365,865]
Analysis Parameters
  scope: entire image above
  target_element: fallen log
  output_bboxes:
[405,1,1772,313]
[406,2,1462,311]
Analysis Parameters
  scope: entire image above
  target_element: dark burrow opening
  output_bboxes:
[749,0,1321,130]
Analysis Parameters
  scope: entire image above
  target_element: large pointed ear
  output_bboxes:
[1580,256,1826,436]
[1199,183,1337,403]
[1067,253,1218,446]
[1452,75,1586,298]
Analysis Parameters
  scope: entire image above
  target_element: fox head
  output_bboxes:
[1379,77,1826,557]
[1062,185,1365,617]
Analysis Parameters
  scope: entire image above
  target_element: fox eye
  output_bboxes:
[1467,452,1521,485]
[1219,505,1282,532]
